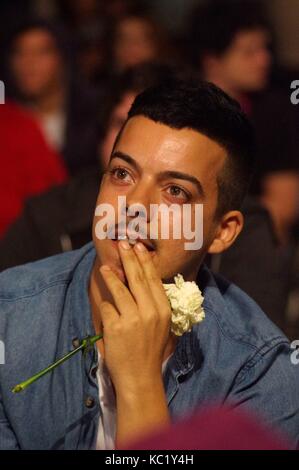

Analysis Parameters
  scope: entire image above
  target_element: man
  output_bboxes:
[190,0,299,244]
[0,65,288,331]
[0,81,298,450]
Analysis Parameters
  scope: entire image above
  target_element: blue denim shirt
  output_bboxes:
[0,242,298,449]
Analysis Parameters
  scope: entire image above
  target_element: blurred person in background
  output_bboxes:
[189,0,299,246]
[54,0,145,86]
[75,29,107,87]
[56,0,107,85]
[0,101,67,238]
[0,63,289,333]
[58,0,138,31]
[58,0,104,34]
[108,10,171,74]
[6,19,100,176]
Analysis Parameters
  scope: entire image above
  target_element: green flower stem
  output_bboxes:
[12,334,103,393]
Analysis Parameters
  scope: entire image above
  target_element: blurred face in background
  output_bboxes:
[10,28,64,99]
[113,17,158,70]
[71,0,99,18]
[205,28,272,93]
[100,91,136,167]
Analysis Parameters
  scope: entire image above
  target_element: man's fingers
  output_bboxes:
[99,265,136,316]
[133,242,171,319]
[99,300,119,328]
[117,240,156,309]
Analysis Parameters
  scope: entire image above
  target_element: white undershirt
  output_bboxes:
[38,111,66,151]
[95,354,172,450]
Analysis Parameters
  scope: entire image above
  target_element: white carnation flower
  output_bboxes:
[163,274,205,336]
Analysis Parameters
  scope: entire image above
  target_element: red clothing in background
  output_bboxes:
[127,406,290,450]
[0,102,67,237]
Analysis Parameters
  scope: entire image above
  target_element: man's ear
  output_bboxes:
[207,210,244,255]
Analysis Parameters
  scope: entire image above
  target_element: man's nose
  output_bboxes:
[125,183,153,223]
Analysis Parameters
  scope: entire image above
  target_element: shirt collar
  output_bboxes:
[69,243,96,339]
[68,243,97,377]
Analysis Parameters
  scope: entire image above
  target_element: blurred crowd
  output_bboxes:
[1,0,299,339]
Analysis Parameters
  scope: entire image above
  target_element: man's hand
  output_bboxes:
[99,239,173,447]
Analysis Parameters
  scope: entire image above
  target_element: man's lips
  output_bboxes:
[108,239,157,260]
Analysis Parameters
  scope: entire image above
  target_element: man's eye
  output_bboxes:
[110,167,131,182]
[166,185,189,200]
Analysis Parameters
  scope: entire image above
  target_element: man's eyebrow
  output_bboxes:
[158,170,205,198]
[110,151,141,172]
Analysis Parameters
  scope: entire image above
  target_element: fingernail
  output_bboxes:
[135,242,146,252]
[119,239,131,250]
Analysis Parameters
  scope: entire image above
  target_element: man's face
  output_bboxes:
[11,29,63,98]
[93,115,227,284]
[213,29,271,92]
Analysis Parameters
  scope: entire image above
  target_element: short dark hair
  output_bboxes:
[189,0,270,67]
[127,79,255,218]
